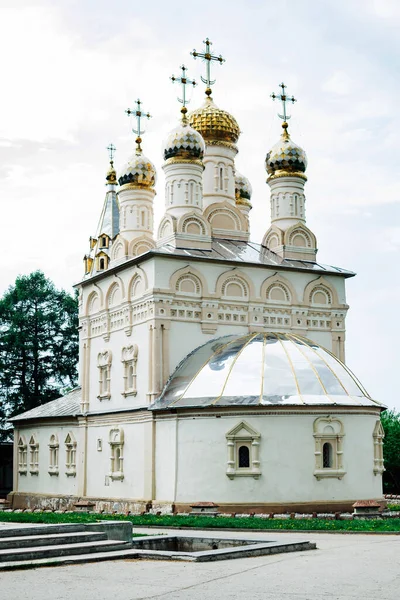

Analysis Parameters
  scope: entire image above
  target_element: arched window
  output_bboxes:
[121,345,138,397]
[48,434,59,475]
[99,258,105,270]
[109,427,124,481]
[294,194,298,215]
[238,445,250,468]
[219,167,223,190]
[65,433,77,477]
[29,435,39,474]
[98,350,112,400]
[141,211,145,227]
[322,442,333,468]
[101,237,107,247]
[18,436,27,475]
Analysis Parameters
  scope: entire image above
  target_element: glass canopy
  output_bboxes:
[150,333,381,410]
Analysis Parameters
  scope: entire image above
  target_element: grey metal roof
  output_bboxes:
[10,388,82,422]
[150,333,382,410]
[152,239,355,277]
[95,189,119,240]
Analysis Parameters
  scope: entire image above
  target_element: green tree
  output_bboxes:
[0,271,78,440]
[381,410,400,493]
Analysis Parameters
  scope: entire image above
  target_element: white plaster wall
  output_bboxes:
[86,420,148,499]
[154,418,176,501]
[154,412,383,504]
[16,424,79,496]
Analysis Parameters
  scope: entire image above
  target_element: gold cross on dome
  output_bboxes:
[125,99,152,152]
[191,38,225,97]
[171,65,197,120]
[271,82,297,125]
[106,143,116,167]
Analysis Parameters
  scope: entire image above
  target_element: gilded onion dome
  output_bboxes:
[106,164,117,185]
[163,122,205,162]
[235,171,252,208]
[118,151,157,189]
[266,123,307,180]
[189,97,240,145]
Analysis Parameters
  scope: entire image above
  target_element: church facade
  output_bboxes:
[9,42,385,513]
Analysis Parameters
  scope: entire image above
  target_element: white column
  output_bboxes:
[118,187,155,242]
[163,161,203,218]
[202,144,237,208]
[268,176,307,230]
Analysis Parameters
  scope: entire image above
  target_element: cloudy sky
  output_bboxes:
[1,0,399,409]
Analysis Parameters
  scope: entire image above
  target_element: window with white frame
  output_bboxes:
[226,421,261,479]
[373,420,385,475]
[98,350,112,400]
[18,436,27,475]
[109,427,124,481]
[65,432,77,477]
[48,434,59,475]
[121,345,138,397]
[29,435,39,475]
[313,416,346,480]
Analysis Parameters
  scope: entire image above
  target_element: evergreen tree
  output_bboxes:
[381,410,400,493]
[0,271,78,439]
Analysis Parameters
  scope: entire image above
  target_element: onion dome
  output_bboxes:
[118,151,156,188]
[105,164,117,185]
[189,97,240,145]
[163,122,205,161]
[150,332,381,410]
[235,171,252,208]
[266,123,307,179]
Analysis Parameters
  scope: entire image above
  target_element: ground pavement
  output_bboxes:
[1,525,399,600]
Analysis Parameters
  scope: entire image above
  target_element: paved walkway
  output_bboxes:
[1,526,399,599]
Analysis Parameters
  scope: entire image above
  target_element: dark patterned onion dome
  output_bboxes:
[235,171,252,207]
[118,152,156,188]
[163,123,205,161]
[266,127,307,177]
[189,97,240,144]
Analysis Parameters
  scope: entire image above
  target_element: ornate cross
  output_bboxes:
[125,99,152,152]
[271,83,297,124]
[171,65,197,120]
[191,38,225,96]
[106,143,116,167]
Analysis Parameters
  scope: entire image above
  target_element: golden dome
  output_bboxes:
[266,124,307,180]
[189,97,240,145]
[105,164,117,185]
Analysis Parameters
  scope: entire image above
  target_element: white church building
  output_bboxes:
[9,41,385,514]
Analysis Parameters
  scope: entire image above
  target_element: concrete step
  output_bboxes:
[0,531,108,550]
[0,539,131,563]
[0,523,86,538]
[0,547,143,571]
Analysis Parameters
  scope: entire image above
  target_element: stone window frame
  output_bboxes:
[18,435,27,475]
[48,434,59,476]
[373,420,385,475]
[313,416,346,480]
[97,350,112,400]
[121,345,138,398]
[65,432,77,477]
[29,434,39,475]
[226,421,261,480]
[109,427,124,481]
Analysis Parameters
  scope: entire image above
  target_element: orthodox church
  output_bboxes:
[9,40,385,514]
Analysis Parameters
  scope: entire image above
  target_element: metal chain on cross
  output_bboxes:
[271,83,297,134]
[191,37,225,97]
[125,99,152,154]
[170,65,197,123]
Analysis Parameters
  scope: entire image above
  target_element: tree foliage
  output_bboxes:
[381,410,400,493]
[0,271,78,439]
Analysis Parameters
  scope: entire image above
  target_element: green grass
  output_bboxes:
[1,511,400,532]
[387,503,400,511]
